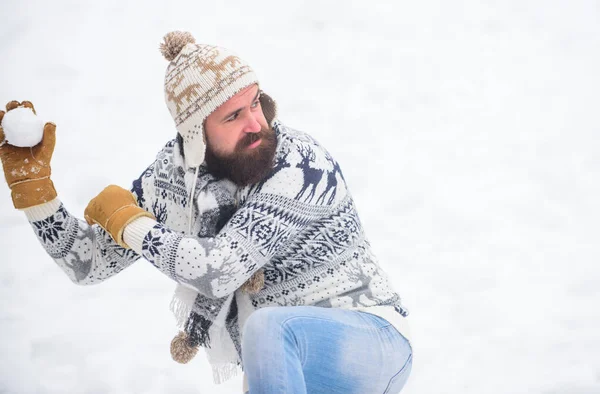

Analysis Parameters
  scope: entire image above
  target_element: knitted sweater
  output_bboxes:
[23,121,410,377]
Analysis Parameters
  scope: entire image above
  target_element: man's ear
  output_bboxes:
[259,92,277,126]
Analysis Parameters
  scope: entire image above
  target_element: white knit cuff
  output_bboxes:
[123,216,158,254]
[23,198,62,222]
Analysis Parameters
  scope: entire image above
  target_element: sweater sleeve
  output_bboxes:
[23,197,140,285]
[123,193,302,299]
[19,155,160,285]
[123,166,313,299]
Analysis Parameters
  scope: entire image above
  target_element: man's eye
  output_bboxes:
[226,113,238,122]
[251,100,260,109]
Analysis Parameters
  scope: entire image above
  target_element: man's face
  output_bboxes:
[203,84,277,186]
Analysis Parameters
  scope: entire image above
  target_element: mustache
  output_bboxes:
[236,129,269,151]
[204,125,277,186]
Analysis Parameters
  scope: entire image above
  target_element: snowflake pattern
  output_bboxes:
[143,231,164,257]
[25,124,408,367]
[33,215,64,243]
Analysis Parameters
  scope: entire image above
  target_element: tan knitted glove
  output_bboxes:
[0,101,57,209]
[84,185,156,248]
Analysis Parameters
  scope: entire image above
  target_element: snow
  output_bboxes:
[1,107,45,148]
[1,1,599,393]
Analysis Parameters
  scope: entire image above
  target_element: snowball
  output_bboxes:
[1,107,45,147]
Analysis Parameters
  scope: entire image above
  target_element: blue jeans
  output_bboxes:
[241,306,412,394]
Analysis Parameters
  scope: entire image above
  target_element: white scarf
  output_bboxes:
[169,164,251,384]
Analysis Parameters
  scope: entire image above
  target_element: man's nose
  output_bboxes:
[242,112,262,134]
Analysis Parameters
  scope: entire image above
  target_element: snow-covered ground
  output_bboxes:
[1,1,599,393]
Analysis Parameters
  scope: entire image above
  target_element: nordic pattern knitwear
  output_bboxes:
[22,121,409,384]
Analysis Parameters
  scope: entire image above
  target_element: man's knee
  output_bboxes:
[244,307,282,340]
[242,307,295,355]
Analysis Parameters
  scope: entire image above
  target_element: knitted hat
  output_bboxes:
[160,31,277,168]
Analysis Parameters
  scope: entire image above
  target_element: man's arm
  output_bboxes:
[23,198,141,285]
[0,101,144,285]
[122,193,300,298]
[85,168,308,299]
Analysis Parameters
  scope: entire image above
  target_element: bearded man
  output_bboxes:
[0,31,413,394]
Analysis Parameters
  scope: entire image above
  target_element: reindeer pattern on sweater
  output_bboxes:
[25,121,408,319]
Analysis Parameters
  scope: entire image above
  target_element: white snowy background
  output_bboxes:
[1,0,599,393]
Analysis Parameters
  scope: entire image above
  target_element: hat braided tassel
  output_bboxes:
[169,270,264,363]
[170,331,199,364]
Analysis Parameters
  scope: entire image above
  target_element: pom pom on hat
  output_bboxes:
[160,31,196,61]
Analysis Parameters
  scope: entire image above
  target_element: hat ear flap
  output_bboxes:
[259,92,277,127]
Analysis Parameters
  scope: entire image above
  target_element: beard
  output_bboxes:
[204,126,277,186]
